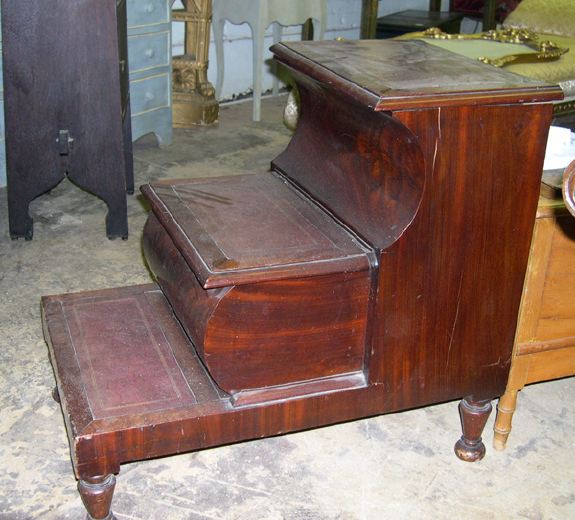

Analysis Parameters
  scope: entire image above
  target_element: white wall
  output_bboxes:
[172,0,451,101]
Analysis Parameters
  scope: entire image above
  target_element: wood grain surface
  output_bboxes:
[272,40,563,111]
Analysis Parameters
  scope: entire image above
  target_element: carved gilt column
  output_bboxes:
[360,0,379,39]
[172,0,219,126]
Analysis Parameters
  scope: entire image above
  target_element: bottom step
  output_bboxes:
[41,283,367,479]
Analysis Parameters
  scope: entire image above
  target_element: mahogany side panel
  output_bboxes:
[272,70,426,251]
[368,102,554,408]
[70,385,384,479]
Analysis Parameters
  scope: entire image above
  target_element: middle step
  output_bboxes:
[141,172,375,402]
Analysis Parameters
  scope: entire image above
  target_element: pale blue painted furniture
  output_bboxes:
[127,0,172,145]
[0,2,6,187]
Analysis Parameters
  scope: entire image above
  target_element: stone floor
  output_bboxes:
[1,97,574,520]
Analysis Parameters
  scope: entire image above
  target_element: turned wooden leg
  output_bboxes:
[493,389,518,451]
[454,397,492,462]
[78,474,116,520]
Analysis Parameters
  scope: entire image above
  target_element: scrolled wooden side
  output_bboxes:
[272,65,426,252]
[142,214,226,360]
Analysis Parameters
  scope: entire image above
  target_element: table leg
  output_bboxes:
[250,21,264,121]
[493,389,518,451]
[78,474,117,520]
[213,15,225,99]
[272,23,282,97]
[454,396,492,462]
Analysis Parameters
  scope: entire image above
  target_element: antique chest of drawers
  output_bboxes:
[127,0,172,145]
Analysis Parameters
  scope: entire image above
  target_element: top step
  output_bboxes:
[272,39,563,111]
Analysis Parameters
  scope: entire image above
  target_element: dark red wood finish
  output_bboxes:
[42,284,436,479]
[42,39,562,516]
[141,172,375,397]
[78,474,116,520]
[271,40,561,111]
[454,398,493,462]
[373,104,553,409]
[2,0,133,240]
[141,173,372,287]
[272,40,558,409]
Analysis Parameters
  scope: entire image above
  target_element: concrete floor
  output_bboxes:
[1,96,574,520]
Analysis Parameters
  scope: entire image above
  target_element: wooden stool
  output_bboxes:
[42,40,561,518]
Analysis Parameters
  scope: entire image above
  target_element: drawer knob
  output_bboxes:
[145,4,155,13]
[145,48,155,58]
[145,92,155,101]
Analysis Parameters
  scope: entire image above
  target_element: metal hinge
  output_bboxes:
[57,130,74,155]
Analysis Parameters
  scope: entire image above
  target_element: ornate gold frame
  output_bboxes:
[421,27,569,68]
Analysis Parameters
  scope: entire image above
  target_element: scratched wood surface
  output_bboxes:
[141,173,371,288]
[272,40,563,111]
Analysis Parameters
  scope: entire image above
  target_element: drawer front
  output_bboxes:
[130,74,170,115]
[127,0,168,27]
[131,108,172,144]
[128,30,170,73]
